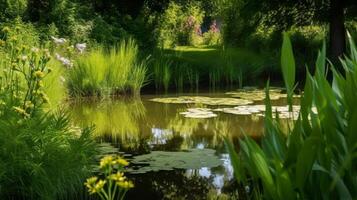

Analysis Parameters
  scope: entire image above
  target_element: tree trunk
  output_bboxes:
[329,0,346,67]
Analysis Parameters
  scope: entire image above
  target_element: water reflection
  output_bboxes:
[68,94,291,199]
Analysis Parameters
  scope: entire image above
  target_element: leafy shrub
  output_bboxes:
[0,28,97,199]
[157,1,204,48]
[0,18,40,48]
[203,20,222,46]
[225,33,357,199]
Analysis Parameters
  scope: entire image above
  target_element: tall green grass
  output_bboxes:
[225,33,357,199]
[67,39,148,97]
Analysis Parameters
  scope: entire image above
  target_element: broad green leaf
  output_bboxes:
[296,136,320,190]
[281,32,296,97]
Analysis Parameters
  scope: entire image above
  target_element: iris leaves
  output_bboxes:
[225,34,357,199]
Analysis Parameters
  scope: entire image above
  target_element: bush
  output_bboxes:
[157,1,204,48]
[225,33,357,199]
[0,28,97,199]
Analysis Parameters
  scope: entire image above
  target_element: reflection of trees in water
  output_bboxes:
[126,169,240,200]
[69,98,146,146]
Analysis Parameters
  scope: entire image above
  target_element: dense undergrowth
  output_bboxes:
[0,28,98,199]
[225,33,357,199]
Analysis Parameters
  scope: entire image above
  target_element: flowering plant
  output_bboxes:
[85,155,134,200]
[0,26,52,118]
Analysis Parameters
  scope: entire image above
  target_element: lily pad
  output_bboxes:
[226,88,296,101]
[127,149,223,174]
[180,108,217,119]
[150,96,253,106]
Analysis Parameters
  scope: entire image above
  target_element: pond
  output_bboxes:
[68,89,299,200]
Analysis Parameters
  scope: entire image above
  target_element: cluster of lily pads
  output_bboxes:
[177,105,317,120]
[225,87,300,101]
[127,149,222,174]
[150,96,253,106]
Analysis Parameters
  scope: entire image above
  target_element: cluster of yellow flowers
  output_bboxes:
[99,155,129,169]
[84,155,134,199]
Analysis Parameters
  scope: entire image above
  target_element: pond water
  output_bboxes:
[68,91,298,200]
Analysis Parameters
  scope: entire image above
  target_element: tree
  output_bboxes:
[229,0,357,64]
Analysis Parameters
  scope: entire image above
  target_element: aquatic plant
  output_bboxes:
[66,39,148,96]
[85,155,134,200]
[150,96,253,106]
[225,33,357,199]
[127,149,222,174]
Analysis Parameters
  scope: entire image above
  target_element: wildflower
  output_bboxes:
[55,53,73,67]
[2,26,10,33]
[33,71,45,78]
[84,177,99,194]
[108,172,126,182]
[75,43,86,53]
[115,157,129,166]
[99,155,114,169]
[51,36,67,45]
[117,180,134,189]
[94,180,106,193]
[0,39,5,46]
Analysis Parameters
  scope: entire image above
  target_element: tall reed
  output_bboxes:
[225,33,357,199]
[66,39,148,97]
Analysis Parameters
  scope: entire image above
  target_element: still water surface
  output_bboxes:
[69,92,293,200]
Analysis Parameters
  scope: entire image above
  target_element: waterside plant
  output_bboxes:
[225,33,357,199]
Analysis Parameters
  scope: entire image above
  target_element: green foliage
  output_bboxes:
[66,39,148,96]
[157,1,205,48]
[225,35,357,199]
[0,29,97,199]
[0,0,27,19]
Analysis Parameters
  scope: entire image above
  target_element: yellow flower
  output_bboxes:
[33,71,45,78]
[100,155,114,169]
[115,157,129,166]
[0,39,5,46]
[108,172,126,182]
[84,177,100,195]
[94,179,106,193]
[117,180,134,189]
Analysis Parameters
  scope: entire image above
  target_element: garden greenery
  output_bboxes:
[0,26,97,199]
[225,33,357,199]
[66,39,148,96]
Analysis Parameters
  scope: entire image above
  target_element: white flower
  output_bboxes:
[55,53,73,68]
[75,43,86,54]
[51,36,67,45]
